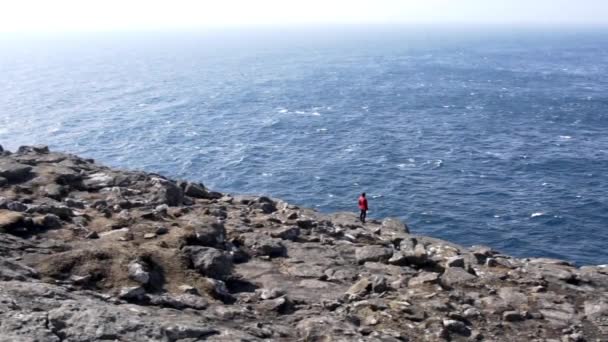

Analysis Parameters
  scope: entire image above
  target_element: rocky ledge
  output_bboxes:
[0,145,606,342]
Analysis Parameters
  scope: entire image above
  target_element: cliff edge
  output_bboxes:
[0,145,606,341]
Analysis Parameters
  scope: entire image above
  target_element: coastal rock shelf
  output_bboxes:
[0,145,606,341]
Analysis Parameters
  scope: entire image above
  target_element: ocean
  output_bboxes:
[1,26,607,265]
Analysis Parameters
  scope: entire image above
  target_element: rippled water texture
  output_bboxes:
[1,27,607,265]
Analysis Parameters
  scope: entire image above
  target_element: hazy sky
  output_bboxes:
[1,0,607,32]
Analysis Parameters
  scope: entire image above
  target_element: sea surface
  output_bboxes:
[1,26,607,265]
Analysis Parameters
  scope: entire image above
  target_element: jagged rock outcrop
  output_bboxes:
[0,145,606,341]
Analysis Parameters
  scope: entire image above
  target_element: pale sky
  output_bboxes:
[1,0,607,33]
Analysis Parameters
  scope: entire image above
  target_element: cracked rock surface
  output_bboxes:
[0,145,607,341]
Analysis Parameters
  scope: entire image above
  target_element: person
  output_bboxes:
[358,192,368,223]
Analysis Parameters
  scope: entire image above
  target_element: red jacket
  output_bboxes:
[358,196,368,211]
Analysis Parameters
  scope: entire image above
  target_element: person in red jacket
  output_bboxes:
[358,192,368,223]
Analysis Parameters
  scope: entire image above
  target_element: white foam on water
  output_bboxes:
[311,112,321,116]
[559,135,572,140]
[278,108,288,113]
[316,128,327,132]
[531,212,545,218]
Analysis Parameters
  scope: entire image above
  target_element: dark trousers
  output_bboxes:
[359,210,367,223]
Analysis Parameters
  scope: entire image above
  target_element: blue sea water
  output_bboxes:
[1,27,607,265]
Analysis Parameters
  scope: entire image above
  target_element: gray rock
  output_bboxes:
[257,295,294,314]
[0,160,32,182]
[0,210,24,232]
[6,201,27,212]
[201,277,234,302]
[345,278,372,300]
[41,183,66,199]
[408,272,440,287]
[446,256,466,268]
[0,258,39,281]
[355,245,393,264]
[503,310,525,322]
[17,145,49,154]
[381,217,410,234]
[252,196,277,214]
[85,231,99,239]
[241,233,286,257]
[443,319,471,336]
[260,287,285,300]
[64,198,85,209]
[584,299,608,319]
[163,325,218,340]
[369,274,389,293]
[128,261,150,285]
[0,177,6,187]
[388,251,408,265]
[118,286,146,301]
[270,226,300,241]
[441,267,477,288]
[83,172,114,190]
[188,218,226,247]
[33,214,62,229]
[148,293,208,310]
[183,182,209,198]
[155,179,183,206]
[183,246,233,279]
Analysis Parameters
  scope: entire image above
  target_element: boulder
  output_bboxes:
[345,278,373,300]
[17,145,49,154]
[82,172,114,190]
[201,277,234,302]
[6,201,27,212]
[183,246,233,279]
[187,218,226,247]
[408,272,440,287]
[441,267,477,288]
[399,240,428,267]
[0,160,33,182]
[257,295,294,314]
[381,217,410,234]
[443,319,470,336]
[0,210,25,233]
[148,293,208,310]
[252,196,277,214]
[183,182,209,199]
[270,226,300,241]
[241,233,286,257]
[128,261,150,285]
[503,311,525,322]
[33,214,62,229]
[355,245,393,264]
[446,256,466,268]
[152,178,183,206]
[0,258,39,280]
[118,286,146,301]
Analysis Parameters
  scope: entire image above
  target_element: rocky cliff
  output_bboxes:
[0,145,606,341]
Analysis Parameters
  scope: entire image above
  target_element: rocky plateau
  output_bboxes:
[0,145,607,341]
